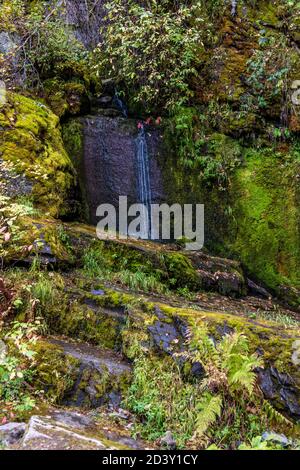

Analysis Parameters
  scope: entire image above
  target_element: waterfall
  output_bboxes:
[113,91,128,118]
[135,125,152,238]
[231,0,237,16]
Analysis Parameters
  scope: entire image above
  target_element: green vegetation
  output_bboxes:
[0,93,75,217]
[0,320,43,421]
[94,0,209,113]
[82,243,201,294]
[0,0,300,452]
[125,322,293,448]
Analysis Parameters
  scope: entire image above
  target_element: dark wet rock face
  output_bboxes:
[82,115,165,225]
[258,367,300,421]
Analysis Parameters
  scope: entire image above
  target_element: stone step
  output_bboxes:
[34,337,132,409]
[3,410,146,450]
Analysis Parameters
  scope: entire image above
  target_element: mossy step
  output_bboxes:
[86,287,300,421]
[49,338,131,377]
[33,337,132,409]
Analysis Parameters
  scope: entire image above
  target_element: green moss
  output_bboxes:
[0,92,75,217]
[228,147,300,299]
[62,118,91,221]
[44,79,89,118]
[87,286,300,387]
[32,340,79,403]
[162,252,200,289]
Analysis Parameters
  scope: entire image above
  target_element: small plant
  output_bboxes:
[31,276,56,312]
[125,356,204,447]
[114,270,168,295]
[176,286,196,301]
[0,319,43,420]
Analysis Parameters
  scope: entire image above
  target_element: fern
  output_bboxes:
[194,393,222,438]
[185,321,219,365]
[217,332,249,359]
[218,333,263,395]
[263,400,293,427]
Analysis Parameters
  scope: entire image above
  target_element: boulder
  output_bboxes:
[258,367,300,420]
[0,422,26,446]
[261,432,291,448]
[18,413,129,450]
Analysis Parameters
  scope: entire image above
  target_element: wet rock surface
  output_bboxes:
[81,115,165,224]
[0,423,26,446]
[0,159,33,197]
[258,367,300,420]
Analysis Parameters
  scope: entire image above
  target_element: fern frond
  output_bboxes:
[194,394,222,438]
[218,332,249,359]
[263,400,293,427]
[227,353,264,394]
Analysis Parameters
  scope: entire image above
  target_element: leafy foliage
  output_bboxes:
[94,0,209,113]
[0,195,37,262]
[194,393,222,439]
[25,4,86,80]
[83,246,168,294]
[125,356,204,447]
[125,323,278,448]
[0,319,43,421]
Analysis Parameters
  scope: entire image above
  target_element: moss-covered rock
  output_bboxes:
[227,147,300,305]
[32,340,79,404]
[89,287,300,421]
[162,134,300,307]
[32,337,132,409]
[0,92,76,217]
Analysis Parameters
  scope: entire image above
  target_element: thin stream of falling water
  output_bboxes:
[135,125,152,238]
[113,91,128,118]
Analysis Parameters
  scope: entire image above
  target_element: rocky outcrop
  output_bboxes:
[0,422,26,447]
[0,93,77,217]
[258,367,300,420]
[5,410,146,450]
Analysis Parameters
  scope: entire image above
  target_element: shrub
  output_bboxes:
[94,0,210,113]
